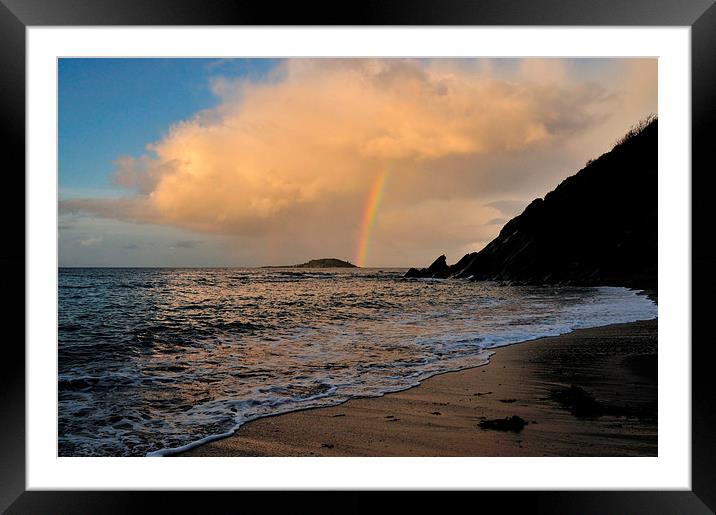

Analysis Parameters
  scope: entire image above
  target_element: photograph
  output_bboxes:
[58,57,659,458]
[2,0,712,506]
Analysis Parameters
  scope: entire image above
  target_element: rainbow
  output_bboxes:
[355,169,388,267]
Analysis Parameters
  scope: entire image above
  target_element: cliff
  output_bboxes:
[405,117,657,289]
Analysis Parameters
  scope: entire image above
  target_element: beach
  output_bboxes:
[180,318,657,457]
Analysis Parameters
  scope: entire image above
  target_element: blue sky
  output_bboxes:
[59,58,279,199]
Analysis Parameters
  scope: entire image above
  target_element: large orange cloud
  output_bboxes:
[60,58,656,266]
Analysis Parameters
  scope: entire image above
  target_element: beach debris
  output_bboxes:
[331,413,346,417]
[478,415,528,432]
[320,443,334,449]
[499,398,517,403]
[431,411,442,416]
[475,391,493,396]
[550,384,605,418]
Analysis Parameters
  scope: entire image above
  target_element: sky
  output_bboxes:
[58,58,657,267]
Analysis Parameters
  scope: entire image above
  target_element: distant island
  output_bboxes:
[406,116,657,289]
[264,258,358,269]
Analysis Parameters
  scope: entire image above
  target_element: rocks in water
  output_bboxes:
[404,255,450,278]
[478,415,528,432]
[404,117,657,289]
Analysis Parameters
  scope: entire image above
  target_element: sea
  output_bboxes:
[58,267,657,456]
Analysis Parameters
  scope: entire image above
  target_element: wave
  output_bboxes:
[147,295,655,457]
[58,267,657,457]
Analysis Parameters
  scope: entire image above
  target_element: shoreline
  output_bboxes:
[178,317,658,457]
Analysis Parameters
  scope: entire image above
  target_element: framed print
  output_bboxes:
[3,0,715,512]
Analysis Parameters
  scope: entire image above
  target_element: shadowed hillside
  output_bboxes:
[406,116,657,288]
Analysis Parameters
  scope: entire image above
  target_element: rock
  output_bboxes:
[425,255,449,275]
[478,415,528,432]
[403,254,450,278]
[549,384,604,418]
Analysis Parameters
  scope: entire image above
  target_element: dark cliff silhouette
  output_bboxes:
[406,116,657,289]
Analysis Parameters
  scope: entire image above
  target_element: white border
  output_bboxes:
[27,27,691,490]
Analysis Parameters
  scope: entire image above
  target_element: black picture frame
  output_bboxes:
[2,1,714,512]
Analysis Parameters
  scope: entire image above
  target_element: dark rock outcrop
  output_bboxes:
[405,254,449,278]
[405,117,657,289]
[478,415,528,432]
[265,258,357,269]
[294,258,357,268]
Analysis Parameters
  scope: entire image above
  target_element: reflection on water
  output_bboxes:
[59,267,657,456]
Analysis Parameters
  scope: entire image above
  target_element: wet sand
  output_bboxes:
[180,319,657,457]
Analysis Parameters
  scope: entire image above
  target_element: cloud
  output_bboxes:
[79,236,102,247]
[60,58,657,266]
[60,197,154,222]
[170,240,202,249]
[483,199,529,217]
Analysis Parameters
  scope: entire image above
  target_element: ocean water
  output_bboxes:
[58,267,657,456]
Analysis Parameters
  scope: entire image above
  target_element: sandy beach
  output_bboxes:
[180,318,657,457]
